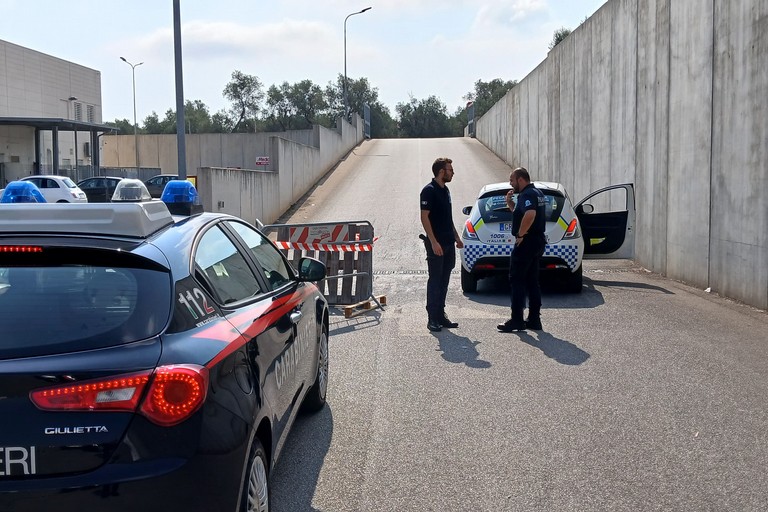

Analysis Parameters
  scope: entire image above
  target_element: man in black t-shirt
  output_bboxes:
[420,157,464,332]
[498,167,547,332]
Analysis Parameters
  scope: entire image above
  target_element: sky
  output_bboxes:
[1,0,607,123]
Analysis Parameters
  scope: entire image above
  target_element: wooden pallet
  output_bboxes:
[343,295,387,318]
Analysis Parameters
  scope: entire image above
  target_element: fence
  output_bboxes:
[262,221,383,311]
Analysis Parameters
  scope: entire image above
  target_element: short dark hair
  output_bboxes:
[432,157,453,177]
[511,167,530,182]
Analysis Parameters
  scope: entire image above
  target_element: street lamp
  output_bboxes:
[344,7,371,120]
[120,56,144,171]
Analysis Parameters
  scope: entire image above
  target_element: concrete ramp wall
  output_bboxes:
[475,0,768,310]
[102,116,363,226]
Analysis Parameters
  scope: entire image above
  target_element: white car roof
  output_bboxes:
[22,175,71,181]
[477,180,567,196]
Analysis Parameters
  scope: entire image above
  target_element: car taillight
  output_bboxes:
[563,218,581,239]
[30,365,209,427]
[463,219,478,240]
[0,245,43,253]
[140,365,209,426]
[31,371,151,412]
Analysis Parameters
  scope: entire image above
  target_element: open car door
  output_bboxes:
[575,183,635,259]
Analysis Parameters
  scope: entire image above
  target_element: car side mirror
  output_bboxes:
[577,203,594,215]
[462,206,472,215]
[297,257,326,282]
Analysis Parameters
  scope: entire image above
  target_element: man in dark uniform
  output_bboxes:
[498,167,547,332]
[420,157,464,332]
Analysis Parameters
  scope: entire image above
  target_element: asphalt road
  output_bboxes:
[269,138,768,511]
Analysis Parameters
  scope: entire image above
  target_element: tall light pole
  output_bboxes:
[120,56,143,171]
[344,7,371,120]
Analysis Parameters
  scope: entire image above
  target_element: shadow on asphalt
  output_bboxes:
[430,329,492,369]
[270,405,333,512]
[511,329,590,366]
[464,274,607,310]
[328,308,381,335]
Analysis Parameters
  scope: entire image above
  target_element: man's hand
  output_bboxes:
[431,239,444,256]
[455,238,464,249]
[505,190,516,210]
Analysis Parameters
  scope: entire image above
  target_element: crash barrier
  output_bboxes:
[261,221,385,315]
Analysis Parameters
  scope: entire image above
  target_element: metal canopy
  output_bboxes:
[0,117,117,133]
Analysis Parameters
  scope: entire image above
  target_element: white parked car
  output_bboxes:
[459,182,635,293]
[20,175,87,203]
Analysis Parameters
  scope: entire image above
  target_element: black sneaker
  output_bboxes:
[497,319,526,332]
[427,319,442,332]
[440,314,459,328]
[525,317,543,331]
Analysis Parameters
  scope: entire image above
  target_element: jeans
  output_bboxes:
[423,238,455,321]
[509,234,546,321]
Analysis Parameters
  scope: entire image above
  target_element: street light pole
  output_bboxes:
[344,7,371,121]
[120,57,144,171]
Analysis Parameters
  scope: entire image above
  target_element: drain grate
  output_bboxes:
[373,270,458,275]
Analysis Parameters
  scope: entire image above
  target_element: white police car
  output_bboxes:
[460,182,635,293]
[0,179,329,511]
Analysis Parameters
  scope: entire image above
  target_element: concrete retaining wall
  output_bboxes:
[475,0,768,310]
[102,116,363,226]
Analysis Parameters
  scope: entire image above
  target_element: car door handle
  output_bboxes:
[290,311,302,325]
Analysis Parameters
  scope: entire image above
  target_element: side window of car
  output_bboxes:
[226,221,294,290]
[194,225,263,304]
[45,179,59,189]
[147,177,159,186]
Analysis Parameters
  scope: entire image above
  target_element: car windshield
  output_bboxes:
[476,189,566,223]
[0,250,171,360]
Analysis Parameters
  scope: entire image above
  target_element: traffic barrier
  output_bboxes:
[261,221,384,310]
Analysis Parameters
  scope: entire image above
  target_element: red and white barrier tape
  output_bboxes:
[275,237,378,252]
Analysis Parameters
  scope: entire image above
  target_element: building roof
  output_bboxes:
[0,117,117,132]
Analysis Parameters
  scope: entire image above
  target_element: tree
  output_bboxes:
[549,27,571,50]
[264,82,295,131]
[142,111,174,134]
[288,80,327,127]
[395,95,453,138]
[223,70,264,133]
[105,118,136,135]
[325,75,397,137]
[463,78,518,119]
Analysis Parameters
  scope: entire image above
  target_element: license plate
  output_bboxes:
[500,223,513,232]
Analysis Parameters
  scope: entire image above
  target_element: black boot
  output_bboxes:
[525,316,543,331]
[497,317,526,332]
[440,313,458,328]
[427,318,442,332]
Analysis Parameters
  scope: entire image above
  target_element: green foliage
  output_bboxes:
[223,70,264,132]
[549,27,572,50]
[104,118,136,135]
[396,95,456,138]
[463,78,518,119]
[106,71,519,139]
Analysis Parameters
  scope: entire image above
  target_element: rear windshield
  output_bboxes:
[0,249,171,360]
[476,190,565,223]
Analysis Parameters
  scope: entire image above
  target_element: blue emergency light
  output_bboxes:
[0,181,47,203]
[161,180,203,216]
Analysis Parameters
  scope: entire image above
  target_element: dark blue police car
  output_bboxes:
[0,179,329,511]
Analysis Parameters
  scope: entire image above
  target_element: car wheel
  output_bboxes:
[56,200,69,203]
[243,438,269,512]
[301,327,328,413]
[461,267,478,293]
[565,264,583,294]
